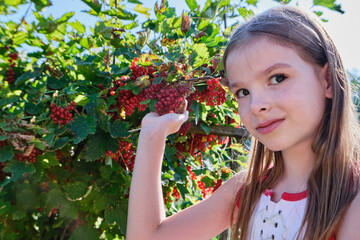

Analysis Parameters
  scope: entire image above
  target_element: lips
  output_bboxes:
[255,119,284,134]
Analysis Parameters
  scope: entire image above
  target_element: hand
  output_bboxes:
[141,100,189,137]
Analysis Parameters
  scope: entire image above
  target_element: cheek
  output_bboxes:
[238,106,251,128]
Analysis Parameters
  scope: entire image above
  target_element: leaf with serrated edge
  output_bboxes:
[85,129,119,162]
[69,115,97,144]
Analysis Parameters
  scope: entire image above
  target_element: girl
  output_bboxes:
[126,6,360,240]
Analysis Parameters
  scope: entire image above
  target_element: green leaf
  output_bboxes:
[81,0,102,14]
[0,145,14,162]
[192,43,209,58]
[4,0,23,6]
[108,119,130,138]
[63,182,89,200]
[2,160,36,184]
[42,134,55,147]
[313,0,344,13]
[0,135,8,141]
[104,202,128,234]
[68,20,86,34]
[85,129,119,162]
[102,8,136,20]
[273,0,291,3]
[16,188,38,210]
[100,26,113,40]
[164,146,177,163]
[47,76,68,90]
[24,102,46,115]
[47,188,66,207]
[238,7,254,20]
[191,101,201,125]
[58,12,75,24]
[174,166,187,181]
[52,137,70,150]
[128,0,142,3]
[134,4,151,18]
[31,0,53,11]
[191,43,209,67]
[15,68,42,85]
[12,31,28,45]
[73,95,90,106]
[219,0,230,9]
[70,226,99,240]
[185,0,198,11]
[177,183,189,199]
[100,165,113,180]
[200,123,211,135]
[79,38,90,49]
[201,1,220,19]
[0,199,11,215]
[93,193,108,213]
[69,115,97,144]
[200,175,213,188]
[246,0,258,6]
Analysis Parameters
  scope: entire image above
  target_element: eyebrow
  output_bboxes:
[258,63,292,78]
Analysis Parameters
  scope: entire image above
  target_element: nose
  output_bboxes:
[249,92,271,115]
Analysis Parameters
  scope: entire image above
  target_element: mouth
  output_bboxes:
[255,119,284,134]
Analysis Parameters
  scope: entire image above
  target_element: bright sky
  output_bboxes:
[2,0,359,71]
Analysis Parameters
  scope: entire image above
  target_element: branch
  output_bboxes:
[189,122,249,139]
[16,2,32,31]
[128,122,249,139]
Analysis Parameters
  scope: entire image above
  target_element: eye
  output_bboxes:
[235,89,250,98]
[269,74,287,85]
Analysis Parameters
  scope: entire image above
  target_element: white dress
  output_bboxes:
[248,189,308,240]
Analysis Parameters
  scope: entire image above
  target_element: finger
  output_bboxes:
[146,112,160,118]
[178,110,189,123]
[175,98,187,114]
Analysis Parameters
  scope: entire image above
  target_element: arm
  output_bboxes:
[336,192,360,240]
[126,111,243,240]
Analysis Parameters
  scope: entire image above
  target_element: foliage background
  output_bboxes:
[0,0,358,239]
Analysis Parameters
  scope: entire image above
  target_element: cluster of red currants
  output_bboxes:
[176,133,229,160]
[197,179,213,198]
[130,58,155,80]
[171,187,181,201]
[187,166,197,180]
[105,139,136,172]
[15,148,42,163]
[50,102,76,127]
[112,72,151,116]
[5,52,18,84]
[154,85,189,115]
[186,165,223,198]
[197,78,227,107]
[178,122,191,136]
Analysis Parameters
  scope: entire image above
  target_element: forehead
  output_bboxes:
[225,38,306,82]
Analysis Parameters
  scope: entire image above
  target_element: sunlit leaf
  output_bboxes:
[185,0,198,11]
[134,4,151,18]
[81,0,102,14]
[313,0,344,14]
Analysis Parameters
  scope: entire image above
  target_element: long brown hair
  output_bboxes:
[223,6,360,240]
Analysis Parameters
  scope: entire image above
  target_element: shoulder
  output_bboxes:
[212,170,247,204]
[336,191,360,240]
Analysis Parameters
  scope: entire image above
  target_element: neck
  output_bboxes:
[277,141,315,192]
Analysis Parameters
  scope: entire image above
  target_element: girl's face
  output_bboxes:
[226,38,332,152]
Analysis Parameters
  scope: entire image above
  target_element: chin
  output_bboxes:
[258,140,285,152]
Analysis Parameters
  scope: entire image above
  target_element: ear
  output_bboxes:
[320,62,333,99]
